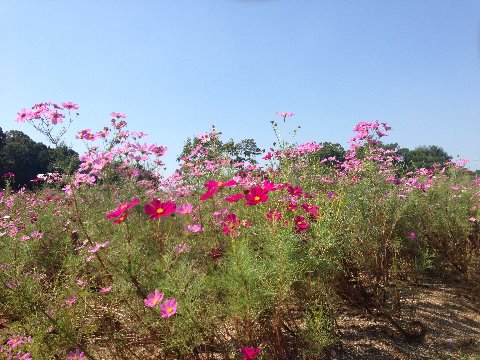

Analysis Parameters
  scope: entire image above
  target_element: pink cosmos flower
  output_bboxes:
[294,216,309,233]
[88,241,110,254]
[64,295,77,307]
[263,152,273,160]
[245,186,269,206]
[16,108,33,123]
[106,198,139,223]
[200,179,236,201]
[225,193,244,202]
[222,213,240,236]
[276,111,295,118]
[111,112,126,118]
[144,289,164,307]
[240,346,261,360]
[160,298,177,318]
[7,336,24,349]
[62,102,79,110]
[266,209,282,222]
[14,351,32,360]
[176,204,193,214]
[99,285,112,293]
[47,110,64,124]
[407,232,417,239]
[287,185,303,197]
[67,349,85,360]
[186,224,202,233]
[301,203,320,219]
[144,199,176,220]
[286,203,298,211]
[174,243,190,254]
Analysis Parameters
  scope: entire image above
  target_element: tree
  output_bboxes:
[0,130,80,188]
[315,142,346,165]
[178,131,261,165]
[0,127,5,150]
[399,145,452,172]
[0,131,50,188]
[48,143,81,175]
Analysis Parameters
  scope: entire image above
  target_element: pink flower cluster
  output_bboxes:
[144,289,178,318]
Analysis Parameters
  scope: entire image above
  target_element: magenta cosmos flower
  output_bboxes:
[200,179,236,201]
[245,186,269,206]
[294,215,309,233]
[159,298,177,318]
[144,289,164,307]
[106,197,139,224]
[240,346,261,360]
[225,193,244,202]
[144,199,176,220]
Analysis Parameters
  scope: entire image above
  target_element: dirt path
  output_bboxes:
[330,281,480,359]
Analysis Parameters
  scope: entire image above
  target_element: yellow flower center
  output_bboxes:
[157,208,164,214]
[297,221,302,225]
[218,181,224,187]
[73,356,79,360]
[153,298,159,304]
[254,196,260,201]
[167,307,174,313]
[121,204,127,209]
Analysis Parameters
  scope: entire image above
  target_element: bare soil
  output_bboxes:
[329,280,480,360]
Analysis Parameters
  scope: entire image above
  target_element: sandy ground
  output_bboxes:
[330,281,480,360]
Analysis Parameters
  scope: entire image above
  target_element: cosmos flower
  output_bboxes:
[160,298,178,318]
[144,199,176,220]
[144,289,164,307]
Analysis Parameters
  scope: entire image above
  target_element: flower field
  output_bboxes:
[1,103,479,359]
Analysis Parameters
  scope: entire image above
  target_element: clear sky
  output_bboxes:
[1,0,479,172]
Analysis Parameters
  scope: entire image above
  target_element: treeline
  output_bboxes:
[0,127,79,189]
[316,141,453,172]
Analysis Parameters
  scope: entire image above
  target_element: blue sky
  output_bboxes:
[1,0,479,172]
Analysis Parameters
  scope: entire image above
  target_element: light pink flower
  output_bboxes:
[160,298,177,318]
[111,112,126,118]
[99,285,112,293]
[174,243,190,254]
[144,289,164,307]
[64,295,77,307]
[62,102,79,110]
[16,108,33,123]
[67,349,85,360]
[186,224,202,233]
[47,110,64,124]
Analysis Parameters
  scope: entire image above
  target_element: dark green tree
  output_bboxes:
[315,142,346,165]
[0,131,80,188]
[178,132,261,165]
[398,145,452,172]
[0,131,50,188]
[48,143,81,175]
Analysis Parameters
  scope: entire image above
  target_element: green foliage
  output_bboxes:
[0,130,79,188]
[398,145,452,172]
[1,117,478,359]
[178,129,261,165]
